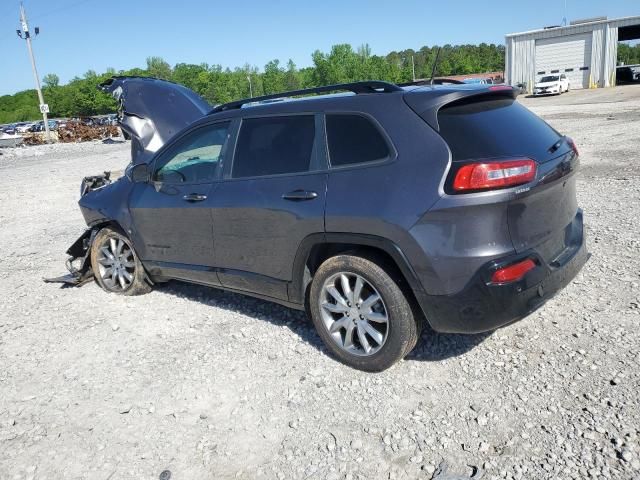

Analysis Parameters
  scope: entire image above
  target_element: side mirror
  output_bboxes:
[127,163,151,183]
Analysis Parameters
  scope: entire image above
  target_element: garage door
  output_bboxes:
[535,34,592,89]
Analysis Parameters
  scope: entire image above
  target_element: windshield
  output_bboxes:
[540,76,559,83]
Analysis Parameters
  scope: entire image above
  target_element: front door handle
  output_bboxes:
[282,189,318,201]
[183,193,207,202]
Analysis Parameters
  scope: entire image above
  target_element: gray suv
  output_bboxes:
[57,77,588,371]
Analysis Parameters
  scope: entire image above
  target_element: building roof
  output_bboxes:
[506,15,640,39]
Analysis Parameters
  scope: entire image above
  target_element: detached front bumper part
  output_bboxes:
[43,229,97,286]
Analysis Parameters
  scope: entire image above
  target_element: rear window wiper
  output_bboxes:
[548,137,565,154]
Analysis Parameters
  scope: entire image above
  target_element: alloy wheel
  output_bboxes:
[96,236,136,291]
[319,272,389,356]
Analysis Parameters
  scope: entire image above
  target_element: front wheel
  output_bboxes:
[309,255,421,372]
[90,227,152,295]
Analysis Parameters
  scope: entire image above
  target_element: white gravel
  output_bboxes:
[1,86,639,480]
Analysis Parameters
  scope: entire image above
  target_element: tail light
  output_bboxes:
[488,85,513,92]
[491,258,536,284]
[452,158,536,193]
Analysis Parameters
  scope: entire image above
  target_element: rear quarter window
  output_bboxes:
[438,97,562,162]
[326,114,390,167]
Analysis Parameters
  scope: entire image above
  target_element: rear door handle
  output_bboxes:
[282,190,318,201]
[183,193,207,202]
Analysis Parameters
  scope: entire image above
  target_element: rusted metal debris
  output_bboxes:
[21,124,120,145]
[57,123,120,143]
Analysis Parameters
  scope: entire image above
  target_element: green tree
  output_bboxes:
[42,73,59,88]
[263,59,286,94]
[146,56,172,80]
[0,42,508,124]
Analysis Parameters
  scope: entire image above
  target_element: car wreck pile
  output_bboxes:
[21,123,121,145]
[57,123,120,143]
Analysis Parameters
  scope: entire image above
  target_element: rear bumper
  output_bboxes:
[417,211,588,334]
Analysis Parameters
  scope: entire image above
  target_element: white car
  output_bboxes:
[534,74,570,96]
[15,122,36,133]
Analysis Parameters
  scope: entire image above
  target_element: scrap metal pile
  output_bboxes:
[57,123,120,143]
[22,123,121,145]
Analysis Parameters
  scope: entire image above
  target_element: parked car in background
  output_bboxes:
[59,76,588,371]
[16,122,36,133]
[616,65,640,84]
[28,120,58,132]
[462,78,488,85]
[2,124,17,135]
[534,74,570,95]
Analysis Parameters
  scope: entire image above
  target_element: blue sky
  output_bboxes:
[0,0,637,95]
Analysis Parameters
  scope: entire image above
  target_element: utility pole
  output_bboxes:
[247,75,253,97]
[411,55,416,81]
[17,2,51,142]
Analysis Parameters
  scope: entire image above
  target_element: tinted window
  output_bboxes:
[438,98,562,162]
[326,114,390,166]
[154,122,229,183]
[233,116,315,178]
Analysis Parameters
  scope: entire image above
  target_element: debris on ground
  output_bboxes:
[57,123,120,143]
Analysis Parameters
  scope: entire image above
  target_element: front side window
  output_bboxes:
[154,122,230,184]
[326,114,390,167]
[232,115,316,178]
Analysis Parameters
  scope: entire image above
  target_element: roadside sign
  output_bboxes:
[39,103,49,114]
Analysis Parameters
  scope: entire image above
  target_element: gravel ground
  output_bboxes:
[1,86,639,480]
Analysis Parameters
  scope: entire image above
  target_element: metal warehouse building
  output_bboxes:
[505,15,640,93]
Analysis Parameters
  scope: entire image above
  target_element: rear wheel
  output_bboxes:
[309,255,420,372]
[90,227,151,295]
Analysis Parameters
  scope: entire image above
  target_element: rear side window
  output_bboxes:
[438,98,561,162]
[326,114,390,167]
[233,115,315,178]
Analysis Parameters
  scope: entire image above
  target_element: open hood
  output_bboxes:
[99,76,211,164]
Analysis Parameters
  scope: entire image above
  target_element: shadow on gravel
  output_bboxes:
[407,326,492,362]
[156,281,326,351]
[156,281,490,362]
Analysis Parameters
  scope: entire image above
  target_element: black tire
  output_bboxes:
[90,227,151,296]
[309,255,420,372]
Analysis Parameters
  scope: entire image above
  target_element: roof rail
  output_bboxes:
[398,78,466,87]
[210,81,402,113]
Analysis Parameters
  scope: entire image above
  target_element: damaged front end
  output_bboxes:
[46,76,210,287]
[44,172,116,286]
[44,229,97,286]
[98,76,211,164]
[80,171,112,196]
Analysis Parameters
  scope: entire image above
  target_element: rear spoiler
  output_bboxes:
[403,85,518,131]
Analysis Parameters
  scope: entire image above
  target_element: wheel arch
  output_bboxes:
[289,233,426,310]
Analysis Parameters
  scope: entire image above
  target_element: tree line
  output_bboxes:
[3,42,506,123]
[619,43,640,66]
